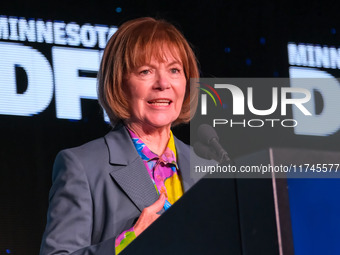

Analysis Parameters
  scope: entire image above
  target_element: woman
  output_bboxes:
[40,17,200,255]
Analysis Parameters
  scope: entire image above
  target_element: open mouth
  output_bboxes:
[147,99,172,106]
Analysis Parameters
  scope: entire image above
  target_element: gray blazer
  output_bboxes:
[40,124,200,255]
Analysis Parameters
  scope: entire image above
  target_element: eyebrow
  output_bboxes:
[136,60,182,69]
[166,60,183,67]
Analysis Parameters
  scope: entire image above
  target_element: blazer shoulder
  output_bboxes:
[173,135,190,153]
[59,136,108,161]
[53,135,111,180]
[173,135,213,164]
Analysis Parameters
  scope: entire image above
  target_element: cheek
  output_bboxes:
[127,86,143,104]
[174,87,186,112]
[178,82,187,101]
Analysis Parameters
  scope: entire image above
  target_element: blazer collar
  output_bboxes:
[104,123,195,212]
[174,136,196,193]
[105,123,139,165]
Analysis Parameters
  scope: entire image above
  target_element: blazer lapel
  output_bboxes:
[105,124,159,212]
[105,124,197,212]
[174,136,197,192]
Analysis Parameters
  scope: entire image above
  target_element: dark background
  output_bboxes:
[1,0,340,254]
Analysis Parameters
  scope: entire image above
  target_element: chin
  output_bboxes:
[147,121,172,129]
[146,116,177,129]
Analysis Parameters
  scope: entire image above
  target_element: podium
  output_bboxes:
[121,178,242,255]
[121,148,340,255]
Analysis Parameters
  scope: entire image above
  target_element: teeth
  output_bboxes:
[150,100,170,103]
[148,99,171,106]
[151,102,169,106]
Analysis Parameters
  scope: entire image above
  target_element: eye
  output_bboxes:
[139,69,151,75]
[170,68,181,74]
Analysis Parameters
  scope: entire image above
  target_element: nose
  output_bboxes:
[154,71,170,90]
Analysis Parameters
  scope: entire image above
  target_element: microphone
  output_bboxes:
[194,141,220,162]
[196,124,232,164]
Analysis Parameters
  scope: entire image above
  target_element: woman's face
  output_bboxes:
[124,49,186,130]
